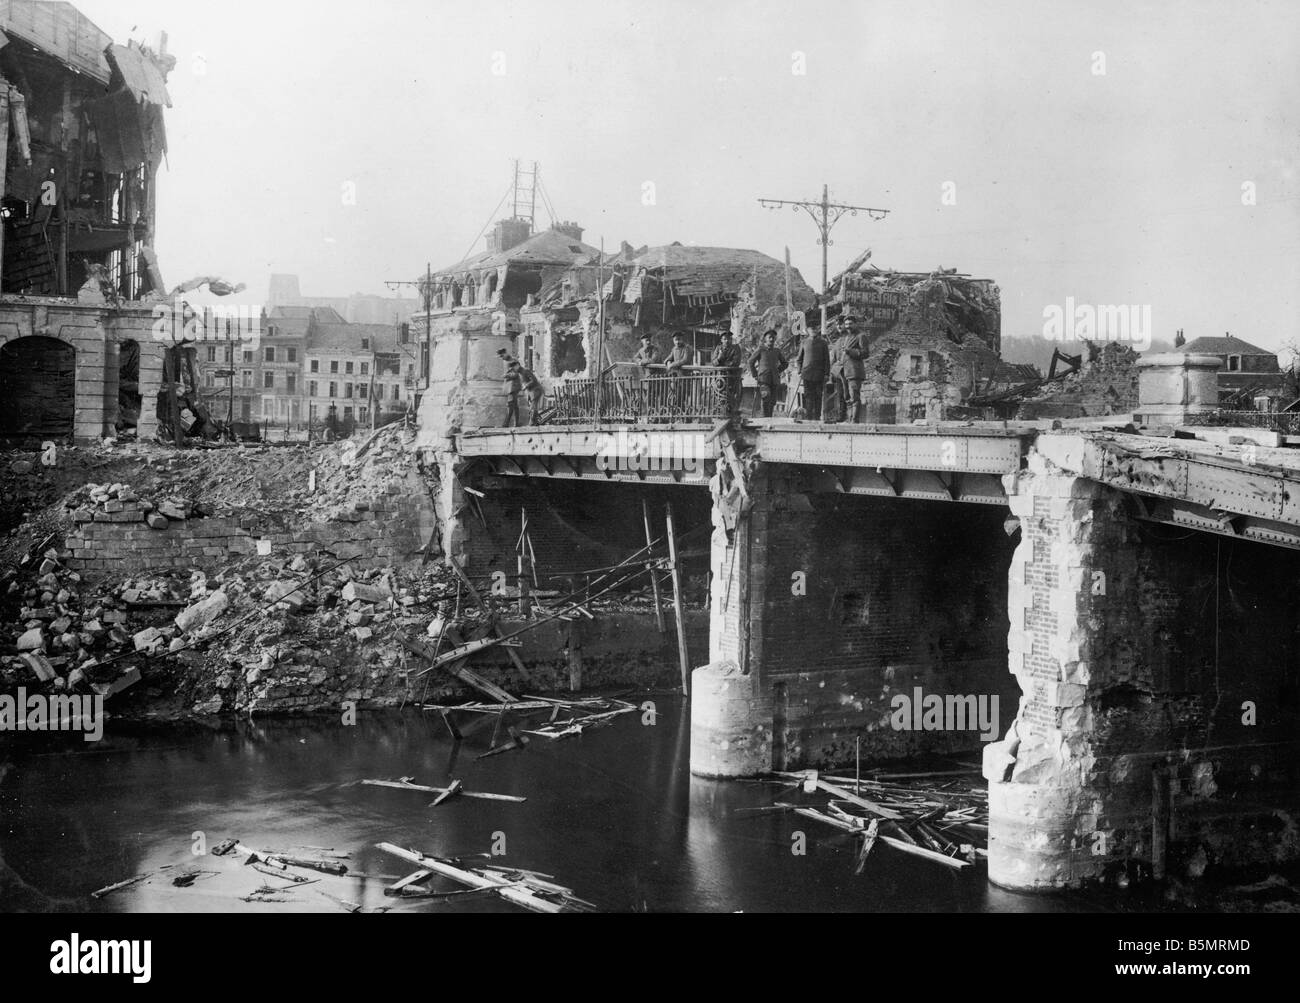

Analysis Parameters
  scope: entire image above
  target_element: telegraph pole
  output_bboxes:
[758,185,891,295]
[385,262,433,395]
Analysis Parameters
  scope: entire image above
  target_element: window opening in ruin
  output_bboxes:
[116,338,141,435]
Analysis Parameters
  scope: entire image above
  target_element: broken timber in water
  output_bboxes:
[360,778,527,803]
[400,632,518,702]
[748,768,987,872]
[90,873,151,899]
[376,843,597,913]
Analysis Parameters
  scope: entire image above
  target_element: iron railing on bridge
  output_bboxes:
[1185,409,1300,434]
[549,366,742,424]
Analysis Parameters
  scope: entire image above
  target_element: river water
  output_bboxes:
[0,697,1102,913]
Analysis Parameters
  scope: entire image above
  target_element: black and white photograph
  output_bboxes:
[0,0,1294,977]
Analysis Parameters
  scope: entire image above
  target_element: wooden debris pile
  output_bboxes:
[744,768,988,873]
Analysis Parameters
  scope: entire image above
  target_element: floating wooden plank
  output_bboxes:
[315,889,362,913]
[791,805,860,834]
[878,834,971,870]
[268,854,348,876]
[90,873,150,899]
[361,779,526,803]
[387,881,529,901]
[777,771,903,820]
[476,727,529,760]
[386,869,433,895]
[430,779,463,807]
[376,843,570,913]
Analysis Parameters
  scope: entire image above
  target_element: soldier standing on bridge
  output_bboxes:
[502,359,523,427]
[833,316,869,424]
[748,329,788,418]
[665,331,692,413]
[711,329,742,415]
[510,360,546,425]
[796,323,830,421]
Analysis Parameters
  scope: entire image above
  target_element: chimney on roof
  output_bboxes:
[551,220,585,243]
[488,218,531,254]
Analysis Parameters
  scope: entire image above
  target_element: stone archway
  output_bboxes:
[0,335,75,439]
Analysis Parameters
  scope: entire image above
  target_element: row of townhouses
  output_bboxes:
[193,306,421,432]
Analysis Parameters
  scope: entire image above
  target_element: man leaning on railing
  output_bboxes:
[711,330,743,416]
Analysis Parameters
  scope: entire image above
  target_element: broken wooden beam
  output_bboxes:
[90,873,150,899]
[877,834,971,870]
[376,843,569,913]
[430,779,463,807]
[360,779,526,803]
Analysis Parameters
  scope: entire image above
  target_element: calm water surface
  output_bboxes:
[0,697,1100,913]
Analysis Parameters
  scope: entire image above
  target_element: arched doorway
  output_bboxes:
[0,336,75,440]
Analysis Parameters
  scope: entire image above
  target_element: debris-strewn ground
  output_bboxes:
[1,427,686,721]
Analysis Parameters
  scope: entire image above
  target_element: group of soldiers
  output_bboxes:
[497,314,871,426]
[743,315,871,421]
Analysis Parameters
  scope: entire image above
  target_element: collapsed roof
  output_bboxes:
[831,260,1001,353]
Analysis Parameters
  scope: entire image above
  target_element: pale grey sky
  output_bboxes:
[84,0,1299,352]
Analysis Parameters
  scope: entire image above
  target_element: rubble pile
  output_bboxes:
[67,481,194,531]
[0,534,469,718]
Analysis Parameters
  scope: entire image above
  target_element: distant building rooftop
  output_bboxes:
[307,321,401,354]
[1181,336,1275,357]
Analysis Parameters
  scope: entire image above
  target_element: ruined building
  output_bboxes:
[0,1,173,442]
[521,242,817,383]
[831,265,1004,422]
[414,218,599,438]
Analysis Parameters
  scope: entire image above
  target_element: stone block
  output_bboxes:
[16,627,46,651]
[21,652,58,682]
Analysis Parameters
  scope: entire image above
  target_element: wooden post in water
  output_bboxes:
[665,502,690,696]
[643,498,666,633]
[566,620,583,693]
[517,509,530,617]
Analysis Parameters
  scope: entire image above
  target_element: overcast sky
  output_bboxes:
[82,0,1299,352]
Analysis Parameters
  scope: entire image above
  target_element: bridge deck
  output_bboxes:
[456,418,1300,545]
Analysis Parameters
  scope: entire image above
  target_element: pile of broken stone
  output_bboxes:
[69,481,192,529]
[3,548,159,700]
[0,530,455,718]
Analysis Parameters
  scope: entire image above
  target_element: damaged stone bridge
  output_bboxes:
[449,418,1300,890]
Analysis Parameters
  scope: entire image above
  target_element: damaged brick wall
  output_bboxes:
[66,470,436,575]
[703,472,1018,771]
